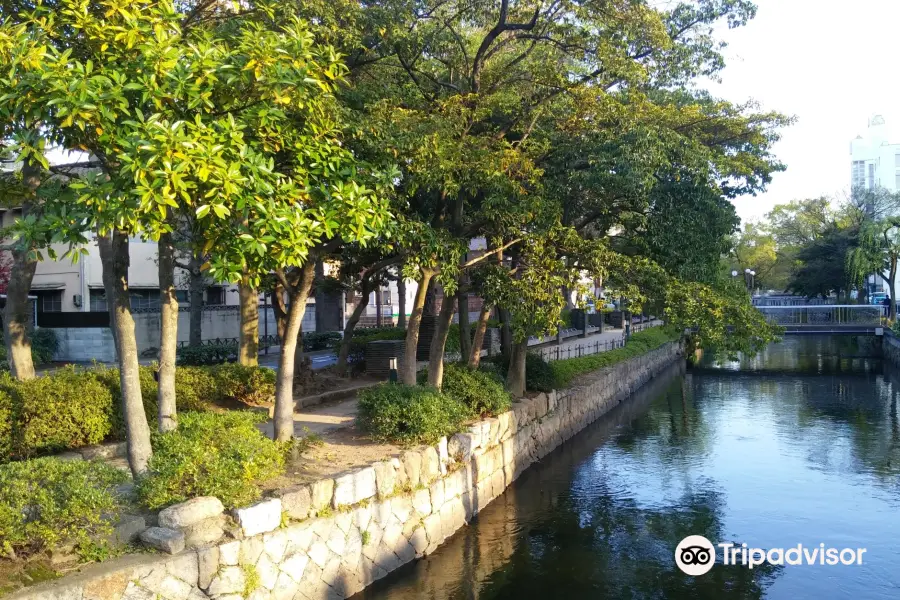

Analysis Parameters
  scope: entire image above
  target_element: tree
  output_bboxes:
[849,214,900,320]
[788,225,858,299]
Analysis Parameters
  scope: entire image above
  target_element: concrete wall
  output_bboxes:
[883,329,900,365]
[13,340,683,600]
[51,305,316,361]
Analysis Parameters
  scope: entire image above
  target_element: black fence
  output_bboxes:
[36,311,110,328]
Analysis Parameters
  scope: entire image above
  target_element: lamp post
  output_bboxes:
[750,270,756,293]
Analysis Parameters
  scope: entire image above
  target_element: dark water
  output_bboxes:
[357,336,900,599]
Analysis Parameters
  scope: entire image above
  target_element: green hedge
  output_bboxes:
[0,328,61,368]
[302,331,342,352]
[422,363,511,418]
[485,352,556,393]
[0,457,127,559]
[176,343,238,366]
[346,328,406,364]
[0,368,115,461]
[549,327,680,388]
[357,384,469,446]
[137,411,285,510]
[0,364,275,461]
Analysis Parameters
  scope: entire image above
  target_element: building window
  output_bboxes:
[130,289,159,310]
[40,291,63,312]
[89,289,108,311]
[175,290,189,304]
[852,160,866,189]
[868,163,876,189]
[206,286,225,305]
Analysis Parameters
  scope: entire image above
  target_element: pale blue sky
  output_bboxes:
[707,0,900,223]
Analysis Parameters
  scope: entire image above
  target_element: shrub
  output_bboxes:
[137,411,285,510]
[91,364,158,438]
[356,384,469,446]
[0,457,127,559]
[488,352,556,393]
[30,328,60,364]
[0,368,115,461]
[549,327,679,388]
[212,364,276,406]
[302,331,342,352]
[177,343,238,366]
[440,363,511,418]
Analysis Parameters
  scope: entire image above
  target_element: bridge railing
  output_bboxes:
[756,305,884,326]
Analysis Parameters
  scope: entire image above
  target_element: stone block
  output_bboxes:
[256,553,280,590]
[197,546,219,589]
[263,529,289,563]
[485,418,500,446]
[219,540,241,566]
[285,521,315,555]
[400,450,422,488]
[310,478,335,513]
[372,460,397,499]
[206,566,245,597]
[409,526,428,557]
[429,478,445,511]
[391,457,408,487]
[275,485,312,520]
[437,437,450,475]
[182,515,225,548]
[139,527,184,555]
[391,494,413,522]
[448,433,474,463]
[158,496,225,530]
[412,488,432,517]
[240,536,265,565]
[280,553,310,583]
[333,466,377,508]
[234,498,282,537]
[420,446,441,484]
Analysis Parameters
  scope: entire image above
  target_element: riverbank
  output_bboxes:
[10,339,684,600]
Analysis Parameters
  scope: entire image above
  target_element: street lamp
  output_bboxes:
[731,270,738,278]
[750,270,756,292]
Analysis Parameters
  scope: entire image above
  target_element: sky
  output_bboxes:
[705,0,900,224]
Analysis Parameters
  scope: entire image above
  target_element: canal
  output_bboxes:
[356,336,900,599]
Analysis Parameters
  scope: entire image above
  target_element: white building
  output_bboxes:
[850,115,900,298]
[850,115,900,193]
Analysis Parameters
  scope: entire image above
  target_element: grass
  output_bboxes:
[549,327,681,388]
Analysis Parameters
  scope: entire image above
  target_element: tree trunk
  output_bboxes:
[4,160,42,380]
[314,260,326,333]
[157,231,178,432]
[397,276,406,329]
[336,281,373,374]
[293,322,305,375]
[426,294,457,388]
[499,308,512,358]
[273,264,316,441]
[468,303,491,369]
[98,231,152,476]
[457,287,471,365]
[239,280,259,366]
[272,281,288,341]
[401,270,434,385]
[506,340,528,398]
[375,286,383,327]
[188,256,203,346]
[4,248,37,380]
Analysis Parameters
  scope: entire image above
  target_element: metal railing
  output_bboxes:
[756,305,884,326]
[530,335,627,362]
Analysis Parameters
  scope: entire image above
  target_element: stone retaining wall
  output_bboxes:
[12,340,683,600]
[883,329,900,366]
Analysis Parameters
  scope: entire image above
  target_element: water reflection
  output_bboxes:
[357,336,900,600]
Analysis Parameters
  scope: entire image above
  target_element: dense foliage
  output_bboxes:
[0,457,127,559]
[137,412,284,509]
[486,353,557,394]
[176,344,239,366]
[431,363,511,418]
[0,368,114,461]
[302,332,342,352]
[550,328,682,388]
[357,384,469,446]
[0,364,275,460]
[0,328,60,369]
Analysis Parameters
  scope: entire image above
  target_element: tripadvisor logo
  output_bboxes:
[674,536,868,575]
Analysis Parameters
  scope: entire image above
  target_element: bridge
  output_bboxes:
[756,305,885,334]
